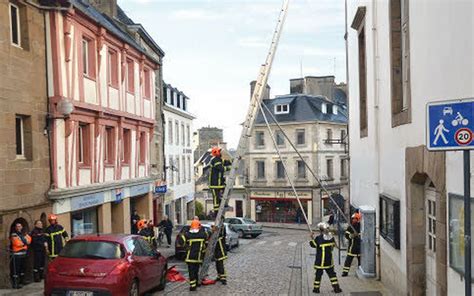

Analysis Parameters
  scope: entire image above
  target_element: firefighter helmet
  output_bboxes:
[317,222,329,232]
[48,214,57,221]
[137,219,147,230]
[351,212,361,222]
[190,220,201,230]
[211,146,221,157]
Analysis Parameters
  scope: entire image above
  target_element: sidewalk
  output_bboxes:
[290,243,391,296]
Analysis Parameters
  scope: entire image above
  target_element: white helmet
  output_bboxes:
[317,222,329,232]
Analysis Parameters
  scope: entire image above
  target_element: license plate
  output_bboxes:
[67,291,93,296]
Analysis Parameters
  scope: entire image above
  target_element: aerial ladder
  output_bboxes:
[199,0,356,281]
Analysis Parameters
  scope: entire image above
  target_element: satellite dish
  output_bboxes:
[57,99,74,117]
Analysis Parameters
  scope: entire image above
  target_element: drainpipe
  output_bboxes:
[371,0,382,281]
[344,0,350,217]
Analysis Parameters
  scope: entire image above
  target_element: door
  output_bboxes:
[236,200,243,217]
[425,187,437,295]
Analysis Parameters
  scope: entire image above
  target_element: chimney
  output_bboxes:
[88,0,117,19]
[303,76,335,101]
[290,78,304,94]
[250,81,271,101]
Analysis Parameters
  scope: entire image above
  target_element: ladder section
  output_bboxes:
[199,0,290,280]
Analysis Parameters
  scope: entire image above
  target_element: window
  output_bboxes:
[321,103,327,114]
[170,90,175,105]
[390,0,411,127]
[177,94,181,108]
[340,158,348,178]
[122,128,131,164]
[183,97,187,111]
[168,157,174,185]
[341,129,347,144]
[255,131,265,148]
[104,127,114,164]
[176,157,180,184]
[186,125,191,147]
[426,194,436,253]
[182,156,186,184]
[256,161,265,179]
[9,3,20,46]
[168,120,173,144]
[107,50,118,87]
[175,121,179,145]
[15,116,24,157]
[181,123,185,146]
[326,129,333,145]
[173,92,178,106]
[139,132,146,164]
[333,105,338,115]
[326,158,333,179]
[276,161,285,179]
[276,130,284,146]
[127,59,134,93]
[143,68,151,99]
[187,156,191,182]
[82,38,95,78]
[275,104,289,114]
[78,124,90,165]
[296,129,305,145]
[297,160,306,179]
[165,87,171,103]
[379,194,400,249]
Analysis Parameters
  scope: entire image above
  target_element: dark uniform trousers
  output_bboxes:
[188,263,200,289]
[33,250,45,278]
[342,224,361,275]
[314,267,338,289]
[211,188,223,212]
[10,253,26,280]
[310,236,341,291]
[215,234,227,282]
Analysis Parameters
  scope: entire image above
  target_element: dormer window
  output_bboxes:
[333,105,338,115]
[322,103,327,114]
[275,104,289,114]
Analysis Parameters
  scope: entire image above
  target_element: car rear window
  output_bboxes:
[60,241,123,259]
[243,218,256,224]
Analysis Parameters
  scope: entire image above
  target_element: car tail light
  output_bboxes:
[110,261,129,275]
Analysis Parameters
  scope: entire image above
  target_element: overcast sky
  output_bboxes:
[117,0,347,149]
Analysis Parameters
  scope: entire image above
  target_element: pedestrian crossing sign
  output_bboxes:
[427,98,474,151]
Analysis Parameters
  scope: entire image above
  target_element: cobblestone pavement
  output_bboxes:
[160,228,390,296]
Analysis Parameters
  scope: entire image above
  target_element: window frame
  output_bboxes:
[297,160,306,179]
[81,37,96,79]
[15,115,25,158]
[181,123,185,146]
[138,131,147,164]
[276,161,285,180]
[326,158,334,180]
[121,128,131,165]
[186,125,191,147]
[379,194,401,249]
[255,131,265,148]
[326,129,333,146]
[276,130,285,146]
[340,158,348,179]
[9,3,21,47]
[107,49,119,88]
[143,67,151,99]
[274,104,289,114]
[104,126,115,165]
[126,58,135,93]
[256,160,265,180]
[168,119,173,145]
[175,121,179,145]
[296,129,305,145]
[77,123,91,166]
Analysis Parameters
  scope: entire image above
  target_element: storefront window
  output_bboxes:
[449,193,474,279]
[71,207,98,237]
[255,200,307,223]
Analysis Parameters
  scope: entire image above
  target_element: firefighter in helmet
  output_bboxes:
[177,220,208,291]
[342,213,361,276]
[44,214,69,260]
[309,222,342,294]
[208,146,232,214]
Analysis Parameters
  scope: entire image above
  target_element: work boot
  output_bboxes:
[333,285,343,293]
[33,271,40,282]
[12,277,21,289]
[20,274,28,285]
[39,269,44,280]
[190,286,196,291]
[312,288,320,293]
[221,280,227,285]
[341,272,348,277]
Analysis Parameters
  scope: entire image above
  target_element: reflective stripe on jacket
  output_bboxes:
[345,223,361,256]
[215,227,228,261]
[208,157,232,189]
[45,225,68,258]
[184,228,208,264]
[310,234,335,269]
[10,233,31,254]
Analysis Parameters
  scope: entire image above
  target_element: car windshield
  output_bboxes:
[60,241,123,259]
[243,218,256,224]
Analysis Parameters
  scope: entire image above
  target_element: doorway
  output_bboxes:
[236,200,243,217]
[425,185,437,296]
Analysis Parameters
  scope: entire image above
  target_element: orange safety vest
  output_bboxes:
[10,233,31,254]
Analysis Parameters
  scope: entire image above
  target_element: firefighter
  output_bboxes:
[309,222,342,294]
[137,219,153,245]
[213,224,227,285]
[342,213,361,276]
[208,146,232,213]
[9,222,31,289]
[44,214,69,260]
[177,220,208,291]
[30,220,46,282]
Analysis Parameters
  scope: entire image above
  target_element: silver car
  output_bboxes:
[201,222,239,251]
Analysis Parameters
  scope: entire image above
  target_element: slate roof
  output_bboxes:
[71,0,164,62]
[255,94,348,125]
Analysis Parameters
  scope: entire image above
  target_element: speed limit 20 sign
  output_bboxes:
[455,128,473,146]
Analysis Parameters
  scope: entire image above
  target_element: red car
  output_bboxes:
[45,234,167,296]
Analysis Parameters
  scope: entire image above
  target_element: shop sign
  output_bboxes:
[71,192,104,211]
[155,185,167,194]
[286,191,312,199]
[251,191,312,200]
[114,188,123,202]
[130,184,150,196]
[251,191,275,198]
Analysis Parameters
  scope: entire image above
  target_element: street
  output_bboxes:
[160,228,388,296]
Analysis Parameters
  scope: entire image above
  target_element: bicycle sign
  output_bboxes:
[427,98,474,151]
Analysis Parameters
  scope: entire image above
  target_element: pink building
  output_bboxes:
[45,0,164,236]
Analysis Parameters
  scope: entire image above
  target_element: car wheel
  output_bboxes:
[129,279,139,296]
[157,265,167,291]
[238,230,245,238]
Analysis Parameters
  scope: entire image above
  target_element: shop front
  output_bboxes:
[71,207,98,237]
[250,191,312,224]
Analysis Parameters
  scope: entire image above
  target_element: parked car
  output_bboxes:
[202,222,239,251]
[45,234,167,296]
[174,224,212,260]
[224,217,263,238]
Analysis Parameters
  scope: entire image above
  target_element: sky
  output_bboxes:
[117,0,347,149]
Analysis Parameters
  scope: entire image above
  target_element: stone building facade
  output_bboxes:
[0,0,57,287]
[193,127,223,162]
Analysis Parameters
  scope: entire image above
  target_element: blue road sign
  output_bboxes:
[427,98,474,151]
